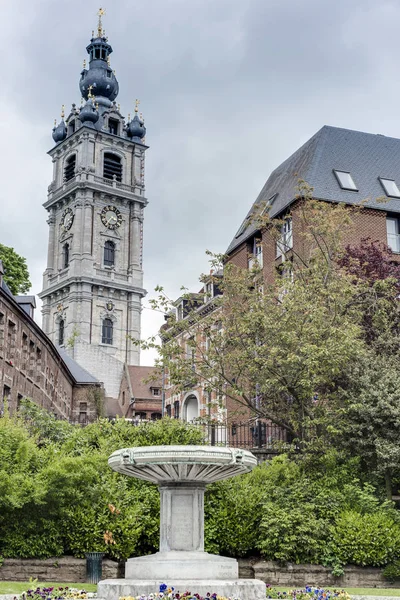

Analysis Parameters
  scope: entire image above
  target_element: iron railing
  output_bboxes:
[204,420,289,450]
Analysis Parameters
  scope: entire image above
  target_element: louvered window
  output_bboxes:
[102,318,113,345]
[103,152,122,182]
[64,155,76,181]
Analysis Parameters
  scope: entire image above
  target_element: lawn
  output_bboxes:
[0,582,97,594]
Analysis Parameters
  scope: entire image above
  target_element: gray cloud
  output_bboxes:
[2,0,400,362]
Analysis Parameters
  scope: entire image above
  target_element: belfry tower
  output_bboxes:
[39,9,148,397]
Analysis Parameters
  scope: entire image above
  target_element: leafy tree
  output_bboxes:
[0,243,31,295]
[145,183,367,442]
[334,239,400,498]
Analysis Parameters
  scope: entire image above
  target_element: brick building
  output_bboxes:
[164,125,400,428]
[119,365,162,421]
[0,260,104,423]
[227,125,400,276]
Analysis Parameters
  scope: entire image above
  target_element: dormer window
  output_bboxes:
[333,170,358,191]
[379,178,400,198]
[109,118,119,135]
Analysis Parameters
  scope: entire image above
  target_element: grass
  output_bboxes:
[273,588,400,596]
[0,582,97,595]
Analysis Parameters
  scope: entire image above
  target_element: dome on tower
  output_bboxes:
[52,119,67,143]
[79,99,99,126]
[79,10,119,107]
[126,114,146,141]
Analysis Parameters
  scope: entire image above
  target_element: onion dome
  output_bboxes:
[127,114,146,140]
[79,98,99,126]
[52,119,67,143]
[79,9,119,106]
[126,100,146,141]
[52,105,67,143]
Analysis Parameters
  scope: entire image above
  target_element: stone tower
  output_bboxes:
[39,10,148,398]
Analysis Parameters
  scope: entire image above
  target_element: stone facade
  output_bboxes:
[39,22,148,400]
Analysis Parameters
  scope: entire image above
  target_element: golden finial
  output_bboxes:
[61,105,65,119]
[128,113,131,122]
[103,29,106,37]
[97,7,106,37]
[54,118,57,127]
[135,98,140,113]
[92,30,95,38]
[87,85,94,99]
[83,59,86,69]
[117,103,120,112]
[140,112,144,122]
[95,102,99,110]
[107,55,110,66]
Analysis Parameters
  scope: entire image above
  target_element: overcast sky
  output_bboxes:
[2,0,400,364]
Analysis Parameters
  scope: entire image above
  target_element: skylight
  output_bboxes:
[235,219,248,239]
[333,170,358,191]
[379,178,400,198]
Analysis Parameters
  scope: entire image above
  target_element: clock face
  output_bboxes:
[101,205,122,230]
[61,208,74,230]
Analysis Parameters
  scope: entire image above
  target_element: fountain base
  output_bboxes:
[98,578,266,600]
[125,550,238,580]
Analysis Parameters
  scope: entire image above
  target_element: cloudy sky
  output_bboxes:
[2,0,400,364]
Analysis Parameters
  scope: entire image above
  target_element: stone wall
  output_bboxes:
[241,560,397,589]
[0,557,125,583]
[1,557,396,589]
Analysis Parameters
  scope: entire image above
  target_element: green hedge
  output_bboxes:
[0,402,399,570]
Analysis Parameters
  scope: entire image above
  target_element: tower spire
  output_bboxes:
[97,7,106,38]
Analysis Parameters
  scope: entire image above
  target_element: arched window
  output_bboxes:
[102,318,113,345]
[103,152,122,182]
[64,154,76,181]
[104,241,115,267]
[63,243,69,268]
[59,319,65,346]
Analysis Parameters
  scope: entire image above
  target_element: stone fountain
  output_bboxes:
[98,445,266,600]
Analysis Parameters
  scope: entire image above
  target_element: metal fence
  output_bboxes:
[204,420,289,450]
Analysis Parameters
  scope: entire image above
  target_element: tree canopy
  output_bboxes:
[0,243,31,295]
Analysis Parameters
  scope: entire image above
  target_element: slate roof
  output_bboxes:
[227,125,400,254]
[57,346,99,384]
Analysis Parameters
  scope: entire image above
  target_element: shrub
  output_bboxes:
[330,510,400,567]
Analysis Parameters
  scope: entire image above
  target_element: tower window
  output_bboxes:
[64,155,76,182]
[102,318,113,345]
[63,243,69,268]
[103,152,122,182]
[108,118,119,135]
[104,241,115,267]
[59,319,65,346]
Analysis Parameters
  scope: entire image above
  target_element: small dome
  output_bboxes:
[126,114,146,140]
[52,120,67,143]
[79,100,99,126]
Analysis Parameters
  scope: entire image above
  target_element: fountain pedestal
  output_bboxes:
[98,445,266,600]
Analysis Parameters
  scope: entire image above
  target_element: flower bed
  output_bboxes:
[266,586,351,600]
[18,587,89,600]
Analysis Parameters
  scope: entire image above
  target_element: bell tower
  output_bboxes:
[39,9,148,397]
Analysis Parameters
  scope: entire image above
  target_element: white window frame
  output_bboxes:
[276,218,293,259]
[386,217,400,253]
